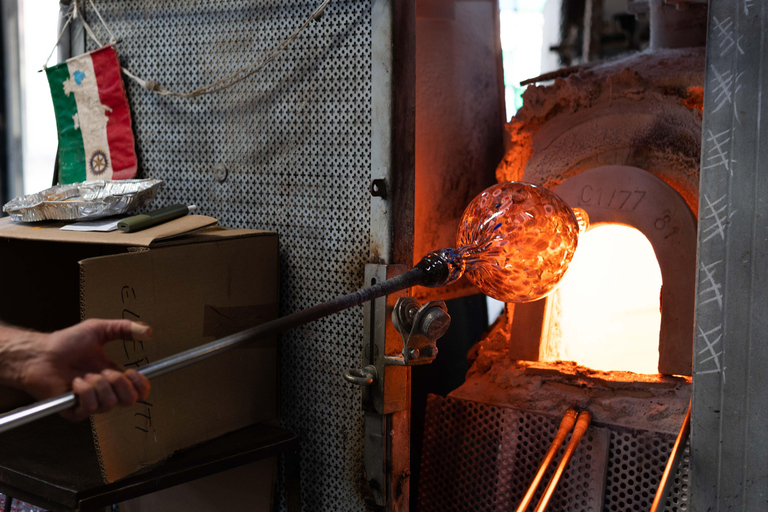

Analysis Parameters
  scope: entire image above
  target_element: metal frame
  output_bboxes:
[1,0,23,204]
[58,1,86,61]
[691,0,768,509]
[370,0,395,264]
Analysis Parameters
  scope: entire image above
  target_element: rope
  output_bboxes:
[87,0,117,44]
[42,2,75,70]
[79,6,103,48]
[77,0,331,98]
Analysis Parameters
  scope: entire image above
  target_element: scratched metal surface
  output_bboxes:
[691,0,768,510]
[84,2,373,510]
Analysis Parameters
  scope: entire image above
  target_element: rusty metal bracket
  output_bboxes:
[353,264,412,415]
[344,265,451,509]
[358,264,410,509]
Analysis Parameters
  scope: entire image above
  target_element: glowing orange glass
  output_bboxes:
[427,182,589,303]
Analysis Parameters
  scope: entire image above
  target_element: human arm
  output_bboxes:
[0,319,152,421]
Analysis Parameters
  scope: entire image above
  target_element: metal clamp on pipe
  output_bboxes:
[386,297,450,366]
[343,297,451,385]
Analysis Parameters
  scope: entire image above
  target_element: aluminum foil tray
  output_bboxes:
[3,179,164,222]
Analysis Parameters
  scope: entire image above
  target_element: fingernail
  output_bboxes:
[126,371,142,385]
[131,323,153,341]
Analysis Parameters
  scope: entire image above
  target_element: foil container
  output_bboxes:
[3,179,164,222]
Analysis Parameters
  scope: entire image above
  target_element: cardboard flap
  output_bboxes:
[0,215,217,246]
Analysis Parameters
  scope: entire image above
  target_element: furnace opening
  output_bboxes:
[553,224,662,374]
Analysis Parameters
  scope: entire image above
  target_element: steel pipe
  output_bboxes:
[515,409,578,512]
[0,265,433,434]
[533,410,592,512]
[649,401,692,512]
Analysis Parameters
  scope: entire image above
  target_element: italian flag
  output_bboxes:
[46,45,137,184]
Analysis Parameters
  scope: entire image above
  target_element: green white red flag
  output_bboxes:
[46,45,137,184]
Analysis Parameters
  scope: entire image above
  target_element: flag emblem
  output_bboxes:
[90,150,108,175]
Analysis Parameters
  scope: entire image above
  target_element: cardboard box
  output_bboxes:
[0,216,279,482]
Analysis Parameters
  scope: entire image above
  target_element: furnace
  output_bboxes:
[415,16,705,512]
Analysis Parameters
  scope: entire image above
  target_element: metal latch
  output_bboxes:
[386,297,450,365]
[343,296,451,387]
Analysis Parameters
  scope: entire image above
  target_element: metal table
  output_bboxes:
[0,415,298,511]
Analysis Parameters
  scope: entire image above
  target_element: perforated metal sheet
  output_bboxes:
[603,429,688,512]
[84,2,373,510]
[419,395,690,512]
[663,444,690,512]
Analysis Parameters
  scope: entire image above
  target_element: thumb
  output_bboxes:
[81,319,153,346]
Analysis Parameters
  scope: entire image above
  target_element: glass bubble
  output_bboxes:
[428,182,588,303]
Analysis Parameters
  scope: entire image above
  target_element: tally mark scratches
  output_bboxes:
[713,17,745,57]
[697,324,725,381]
[710,65,735,114]
[702,194,729,243]
[702,129,733,173]
[699,260,724,310]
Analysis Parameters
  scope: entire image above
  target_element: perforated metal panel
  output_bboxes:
[663,444,690,512]
[603,430,688,512]
[419,395,689,512]
[84,2,373,510]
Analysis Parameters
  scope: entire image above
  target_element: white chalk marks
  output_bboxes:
[695,12,752,384]
[702,129,733,173]
[699,260,724,310]
[713,17,745,57]
[702,195,732,243]
[697,324,726,382]
[710,66,734,113]
[709,65,744,122]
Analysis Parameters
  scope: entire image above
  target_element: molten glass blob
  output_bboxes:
[428,182,589,303]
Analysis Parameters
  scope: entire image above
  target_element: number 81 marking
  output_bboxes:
[655,209,679,239]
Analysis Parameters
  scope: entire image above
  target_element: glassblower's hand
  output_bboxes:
[0,319,152,422]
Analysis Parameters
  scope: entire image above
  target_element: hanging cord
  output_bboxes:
[78,0,331,98]
[86,0,117,44]
[41,2,75,69]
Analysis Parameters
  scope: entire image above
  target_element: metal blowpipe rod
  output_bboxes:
[0,263,444,434]
[649,401,692,512]
[533,410,592,512]
[515,409,578,512]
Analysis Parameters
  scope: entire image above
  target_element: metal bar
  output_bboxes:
[1,0,24,204]
[370,0,395,264]
[0,267,427,434]
[533,410,591,512]
[514,409,578,512]
[650,402,691,512]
